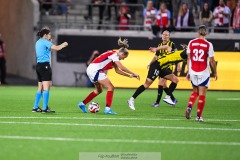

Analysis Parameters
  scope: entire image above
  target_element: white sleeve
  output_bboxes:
[213,8,217,16]
[225,7,231,14]
[186,41,191,55]
[151,9,156,15]
[108,53,119,62]
[208,42,214,57]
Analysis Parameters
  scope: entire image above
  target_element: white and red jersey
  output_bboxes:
[119,14,130,30]
[213,5,231,26]
[156,9,170,27]
[233,5,240,29]
[143,7,156,27]
[187,38,214,76]
[90,50,119,71]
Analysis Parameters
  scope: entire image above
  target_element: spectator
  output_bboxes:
[152,2,171,36]
[0,33,7,85]
[143,0,158,7]
[57,0,70,15]
[175,3,195,32]
[105,0,120,21]
[200,0,213,11]
[117,5,131,30]
[232,1,240,33]
[84,0,106,30]
[86,50,100,87]
[230,0,237,27]
[179,0,198,17]
[226,0,237,11]
[199,2,213,31]
[213,0,231,33]
[126,0,139,17]
[38,0,53,15]
[160,0,173,25]
[172,0,180,21]
[157,0,173,14]
[143,0,157,31]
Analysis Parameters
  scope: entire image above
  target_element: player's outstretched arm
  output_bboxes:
[51,42,68,51]
[180,44,187,50]
[149,45,171,53]
[114,61,140,80]
[114,65,137,79]
[113,64,130,77]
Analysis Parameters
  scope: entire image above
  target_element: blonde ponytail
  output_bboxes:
[118,37,129,48]
[118,37,129,55]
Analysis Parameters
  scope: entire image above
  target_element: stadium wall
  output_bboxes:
[0,0,39,80]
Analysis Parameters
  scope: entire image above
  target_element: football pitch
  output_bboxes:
[0,86,240,160]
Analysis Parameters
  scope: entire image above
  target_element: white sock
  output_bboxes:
[130,97,134,101]
[165,95,170,98]
[105,107,110,111]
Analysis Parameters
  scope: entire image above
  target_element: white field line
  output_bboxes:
[0,135,239,146]
[217,98,240,100]
[0,121,239,131]
[0,116,240,122]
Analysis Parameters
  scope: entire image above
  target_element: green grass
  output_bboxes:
[0,86,240,160]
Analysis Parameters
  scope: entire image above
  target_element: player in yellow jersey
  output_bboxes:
[149,30,180,107]
[151,47,187,69]
[127,44,187,111]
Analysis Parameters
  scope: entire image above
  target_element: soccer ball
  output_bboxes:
[88,102,100,113]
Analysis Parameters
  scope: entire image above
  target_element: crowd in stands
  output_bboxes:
[38,0,240,34]
[38,0,70,15]
[143,0,239,35]
[83,0,134,30]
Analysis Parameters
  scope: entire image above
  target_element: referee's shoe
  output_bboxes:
[32,107,42,112]
[42,106,55,113]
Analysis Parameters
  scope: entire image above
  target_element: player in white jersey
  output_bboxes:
[185,25,218,122]
[78,38,140,114]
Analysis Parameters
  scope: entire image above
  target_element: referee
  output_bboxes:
[32,27,68,113]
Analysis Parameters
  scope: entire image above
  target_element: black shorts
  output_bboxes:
[36,62,52,82]
[159,67,173,78]
[147,61,173,80]
[147,61,160,81]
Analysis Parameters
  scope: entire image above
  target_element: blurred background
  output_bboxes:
[0,0,239,89]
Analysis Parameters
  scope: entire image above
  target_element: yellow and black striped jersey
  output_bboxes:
[157,50,187,70]
[155,40,176,57]
[155,40,176,70]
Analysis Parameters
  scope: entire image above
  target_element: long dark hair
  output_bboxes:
[201,3,210,18]
[36,27,50,38]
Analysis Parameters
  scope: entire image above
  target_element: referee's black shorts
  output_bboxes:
[36,62,52,82]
